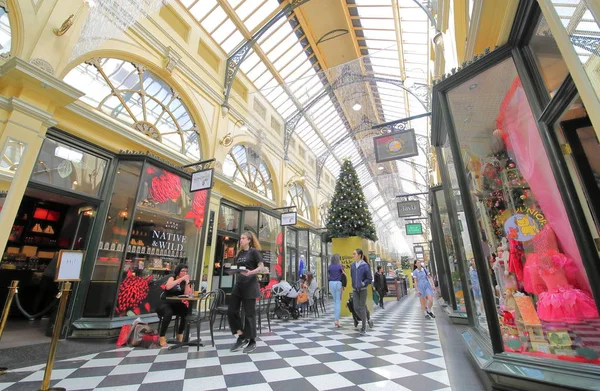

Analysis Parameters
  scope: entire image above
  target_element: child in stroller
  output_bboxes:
[272,279,301,320]
[347,295,371,328]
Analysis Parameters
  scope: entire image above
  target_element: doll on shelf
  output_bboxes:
[508,239,525,285]
[523,225,599,322]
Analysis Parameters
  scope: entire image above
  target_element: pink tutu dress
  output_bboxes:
[523,225,598,323]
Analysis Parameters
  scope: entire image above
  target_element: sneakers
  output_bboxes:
[427,310,436,318]
[359,329,366,336]
[243,340,257,353]
[230,337,249,352]
[424,313,431,319]
[368,319,374,329]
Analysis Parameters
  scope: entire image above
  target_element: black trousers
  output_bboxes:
[157,302,187,337]
[377,289,385,306]
[228,294,257,340]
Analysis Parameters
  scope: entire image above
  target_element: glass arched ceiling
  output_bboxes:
[223,144,275,201]
[180,0,431,249]
[286,182,311,221]
[64,58,201,159]
[0,5,11,56]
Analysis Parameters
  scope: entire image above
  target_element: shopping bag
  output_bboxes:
[116,324,131,347]
[373,290,380,305]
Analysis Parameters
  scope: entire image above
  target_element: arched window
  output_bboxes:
[223,145,274,200]
[0,5,12,57]
[64,58,200,159]
[287,183,311,220]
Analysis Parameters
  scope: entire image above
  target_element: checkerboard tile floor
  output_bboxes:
[0,294,451,390]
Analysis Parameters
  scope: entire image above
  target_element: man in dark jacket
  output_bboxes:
[350,248,373,335]
[374,266,388,309]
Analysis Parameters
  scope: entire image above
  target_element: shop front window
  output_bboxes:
[286,227,297,282]
[446,58,600,362]
[298,230,308,278]
[217,204,241,232]
[30,138,108,196]
[259,213,283,284]
[435,188,464,314]
[64,58,201,159]
[243,210,259,233]
[83,161,207,318]
[529,14,569,97]
[223,145,274,200]
[287,183,311,221]
[309,231,322,287]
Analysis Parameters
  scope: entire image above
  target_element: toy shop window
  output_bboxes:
[446,58,600,362]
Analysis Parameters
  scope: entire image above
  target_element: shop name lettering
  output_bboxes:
[151,230,187,251]
[516,207,547,225]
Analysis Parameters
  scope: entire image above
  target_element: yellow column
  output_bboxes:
[332,236,373,317]
[0,58,83,257]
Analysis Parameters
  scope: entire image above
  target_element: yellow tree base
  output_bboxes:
[331,237,374,317]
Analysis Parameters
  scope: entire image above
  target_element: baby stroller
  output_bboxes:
[347,295,371,328]
[272,281,301,320]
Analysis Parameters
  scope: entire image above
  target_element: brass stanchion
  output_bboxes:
[0,280,19,375]
[39,281,71,391]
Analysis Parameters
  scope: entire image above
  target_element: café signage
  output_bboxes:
[397,200,421,218]
[152,230,187,251]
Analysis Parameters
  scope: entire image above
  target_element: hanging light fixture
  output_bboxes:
[352,103,362,111]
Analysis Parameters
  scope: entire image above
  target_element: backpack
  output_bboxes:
[128,322,155,346]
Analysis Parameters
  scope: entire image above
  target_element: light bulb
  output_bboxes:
[352,103,362,111]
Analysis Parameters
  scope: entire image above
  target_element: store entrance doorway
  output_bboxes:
[0,187,96,347]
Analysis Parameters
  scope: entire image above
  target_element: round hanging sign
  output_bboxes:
[57,160,73,178]
[504,213,540,241]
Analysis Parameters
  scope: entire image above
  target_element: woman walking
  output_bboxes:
[157,264,192,347]
[351,248,373,335]
[328,254,344,327]
[228,231,264,353]
[413,262,435,319]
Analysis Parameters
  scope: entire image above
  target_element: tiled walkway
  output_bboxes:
[0,294,451,391]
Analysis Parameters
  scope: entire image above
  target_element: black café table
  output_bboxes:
[166,294,205,350]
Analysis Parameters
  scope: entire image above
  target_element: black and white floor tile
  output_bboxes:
[0,294,451,391]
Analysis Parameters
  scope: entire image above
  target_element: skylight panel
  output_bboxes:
[362,29,396,40]
[189,0,217,21]
[246,61,269,82]
[370,50,399,60]
[364,39,396,50]
[280,56,312,81]
[359,18,395,30]
[273,44,303,70]
[201,6,228,33]
[212,19,236,43]
[277,98,295,115]
[370,57,401,68]
[244,1,279,31]
[221,31,245,53]
[239,50,260,73]
[281,103,298,118]
[259,19,289,52]
[355,6,392,18]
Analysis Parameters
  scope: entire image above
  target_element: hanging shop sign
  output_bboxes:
[190,168,214,192]
[405,223,423,235]
[280,211,297,226]
[397,200,421,218]
[413,245,424,254]
[503,208,547,241]
[373,129,419,163]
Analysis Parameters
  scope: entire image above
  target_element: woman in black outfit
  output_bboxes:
[228,231,264,353]
[157,264,192,347]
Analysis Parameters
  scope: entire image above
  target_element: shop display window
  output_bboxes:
[243,210,259,233]
[435,189,466,314]
[309,231,322,287]
[286,227,297,282]
[446,58,600,363]
[217,204,241,232]
[258,213,283,286]
[528,14,569,97]
[30,138,108,196]
[298,230,309,277]
[83,161,207,318]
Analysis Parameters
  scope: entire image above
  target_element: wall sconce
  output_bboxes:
[118,208,129,220]
[54,0,96,36]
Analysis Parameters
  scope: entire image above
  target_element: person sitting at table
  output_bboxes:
[157,264,192,347]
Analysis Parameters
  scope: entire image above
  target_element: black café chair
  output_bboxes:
[257,288,273,334]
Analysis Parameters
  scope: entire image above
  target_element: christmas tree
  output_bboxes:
[325,159,378,242]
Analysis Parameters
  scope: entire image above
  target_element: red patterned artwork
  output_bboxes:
[184,189,208,229]
[115,269,153,316]
[150,171,182,203]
